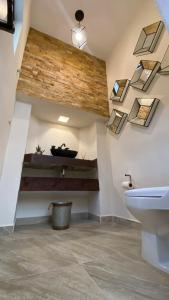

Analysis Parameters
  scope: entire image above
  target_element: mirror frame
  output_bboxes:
[130,60,160,92]
[128,98,160,127]
[133,21,164,56]
[107,109,128,134]
[110,79,130,103]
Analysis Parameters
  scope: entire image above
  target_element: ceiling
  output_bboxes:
[30,0,141,60]
[17,95,107,128]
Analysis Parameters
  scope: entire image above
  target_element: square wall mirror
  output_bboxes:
[107,109,128,134]
[128,98,159,127]
[0,0,15,33]
[133,21,164,56]
[110,79,130,103]
[159,46,169,75]
[130,60,160,91]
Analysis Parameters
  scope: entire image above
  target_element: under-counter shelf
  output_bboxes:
[20,154,99,192]
[20,177,99,192]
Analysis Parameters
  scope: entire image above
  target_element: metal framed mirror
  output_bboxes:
[0,0,15,33]
[133,21,164,56]
[159,46,169,75]
[128,98,160,127]
[107,109,128,134]
[110,79,130,103]
[130,60,160,91]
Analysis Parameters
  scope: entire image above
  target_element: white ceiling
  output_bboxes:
[32,101,106,128]
[30,0,141,60]
[26,0,142,128]
[17,95,107,128]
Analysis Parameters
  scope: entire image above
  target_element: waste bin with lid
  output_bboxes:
[49,201,72,230]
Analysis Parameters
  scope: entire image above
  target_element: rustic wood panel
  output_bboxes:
[20,177,99,192]
[24,154,97,170]
[17,28,109,117]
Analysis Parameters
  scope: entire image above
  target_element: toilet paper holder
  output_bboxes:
[125,174,132,187]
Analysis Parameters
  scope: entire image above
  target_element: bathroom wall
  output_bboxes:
[78,123,97,160]
[0,102,31,228]
[106,0,169,220]
[0,0,32,176]
[16,192,89,219]
[26,116,79,156]
[16,117,98,220]
[156,0,169,30]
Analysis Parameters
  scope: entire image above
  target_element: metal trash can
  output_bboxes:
[49,202,72,230]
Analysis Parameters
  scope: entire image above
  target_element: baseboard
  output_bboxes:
[88,214,113,224]
[15,212,90,226]
[15,216,50,226]
[71,212,89,223]
[88,214,140,227]
[101,216,114,223]
[15,214,140,228]
[0,226,14,234]
[88,213,100,223]
[112,216,141,229]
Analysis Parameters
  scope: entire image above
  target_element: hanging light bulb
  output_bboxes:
[71,10,87,50]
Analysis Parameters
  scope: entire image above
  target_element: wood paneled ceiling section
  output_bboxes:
[17,28,109,117]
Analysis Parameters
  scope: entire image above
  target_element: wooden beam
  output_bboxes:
[24,154,97,170]
[17,28,109,118]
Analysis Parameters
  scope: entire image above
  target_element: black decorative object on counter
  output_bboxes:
[50,144,78,158]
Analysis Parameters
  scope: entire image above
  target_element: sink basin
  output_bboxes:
[50,146,78,158]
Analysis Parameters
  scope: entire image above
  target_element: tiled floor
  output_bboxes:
[0,222,169,299]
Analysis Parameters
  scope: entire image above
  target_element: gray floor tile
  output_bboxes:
[0,222,168,299]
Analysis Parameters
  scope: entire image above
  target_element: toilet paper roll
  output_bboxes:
[122,181,134,190]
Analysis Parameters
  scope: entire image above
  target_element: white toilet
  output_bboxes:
[125,186,169,274]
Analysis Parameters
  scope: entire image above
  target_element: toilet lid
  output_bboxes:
[125,186,169,197]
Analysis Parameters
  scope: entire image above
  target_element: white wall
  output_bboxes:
[106,0,169,220]
[0,102,31,228]
[0,0,31,176]
[16,192,89,219]
[26,116,79,155]
[16,116,122,221]
[16,117,97,220]
[78,123,97,160]
[95,122,119,217]
[156,0,169,31]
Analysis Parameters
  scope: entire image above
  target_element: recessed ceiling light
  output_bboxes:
[58,115,70,123]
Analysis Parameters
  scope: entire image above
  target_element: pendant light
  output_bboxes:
[0,0,15,33]
[71,9,87,50]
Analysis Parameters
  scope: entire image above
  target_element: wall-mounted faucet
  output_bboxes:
[61,167,65,178]
[60,143,66,149]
